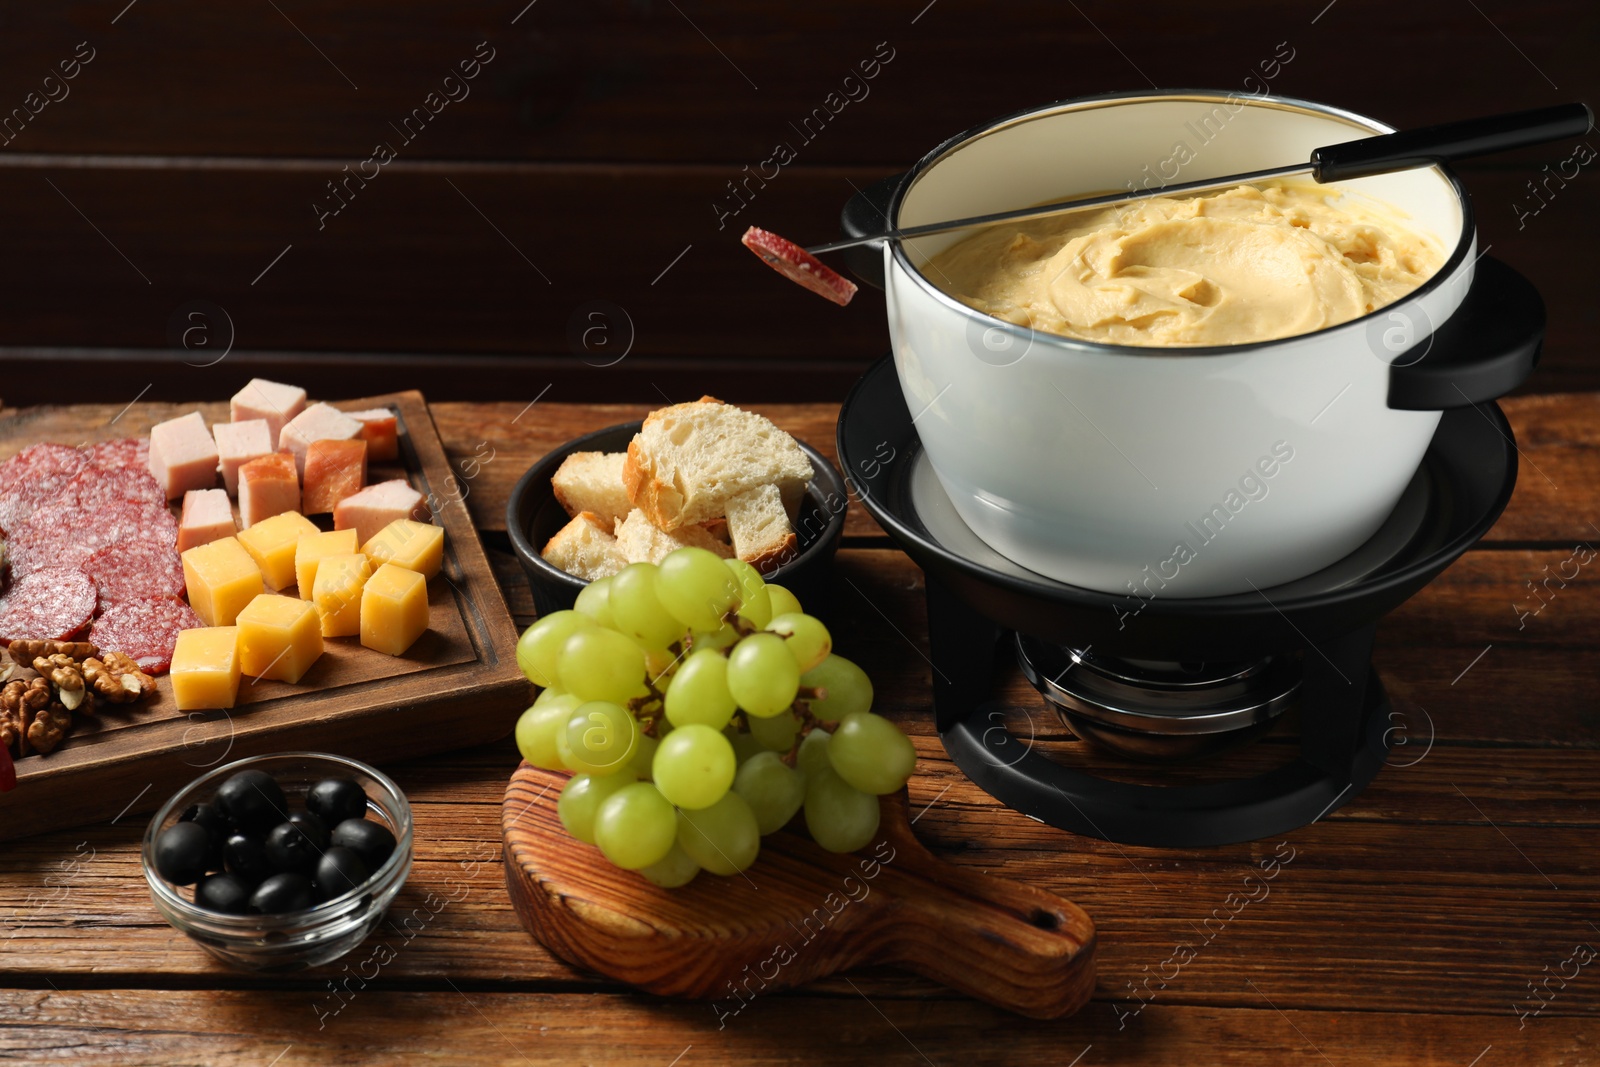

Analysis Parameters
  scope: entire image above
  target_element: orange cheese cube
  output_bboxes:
[238,452,300,528]
[348,409,400,463]
[236,594,323,684]
[295,528,359,600]
[313,553,372,637]
[170,627,241,710]
[236,510,319,591]
[302,439,367,515]
[362,519,444,580]
[181,536,265,628]
[360,563,429,656]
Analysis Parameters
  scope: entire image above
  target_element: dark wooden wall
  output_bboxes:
[0,0,1594,404]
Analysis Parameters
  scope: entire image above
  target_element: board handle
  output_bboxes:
[871,813,1097,1019]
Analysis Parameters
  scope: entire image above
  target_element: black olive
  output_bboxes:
[153,822,212,886]
[224,833,274,885]
[329,819,396,870]
[313,846,372,902]
[213,770,287,836]
[178,802,228,871]
[265,820,323,876]
[288,810,329,850]
[306,778,369,827]
[193,873,253,914]
[247,873,316,914]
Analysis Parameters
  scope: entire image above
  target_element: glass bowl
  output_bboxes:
[142,751,414,971]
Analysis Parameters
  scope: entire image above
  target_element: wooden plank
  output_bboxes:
[0,392,530,840]
[0,162,1592,395]
[0,991,1586,1065]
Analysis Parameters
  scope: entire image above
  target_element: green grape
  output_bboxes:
[726,633,800,718]
[515,693,583,769]
[765,583,803,618]
[804,766,881,854]
[557,771,636,844]
[828,712,917,795]
[796,727,832,777]
[652,723,736,810]
[724,558,773,629]
[609,563,686,650]
[638,843,700,888]
[676,792,760,875]
[655,547,738,630]
[664,648,737,730]
[689,623,740,653]
[594,782,678,869]
[747,708,800,752]
[628,731,659,779]
[516,611,590,687]
[563,701,640,776]
[733,752,806,835]
[726,727,767,765]
[558,627,647,703]
[801,655,874,720]
[554,726,575,769]
[765,613,832,673]
[573,577,615,628]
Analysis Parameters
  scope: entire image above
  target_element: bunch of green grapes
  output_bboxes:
[512,547,917,888]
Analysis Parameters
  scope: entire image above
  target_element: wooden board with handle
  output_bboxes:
[503,760,1097,1019]
[0,390,530,840]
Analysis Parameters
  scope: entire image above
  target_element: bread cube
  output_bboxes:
[230,378,307,450]
[302,439,367,515]
[148,411,220,500]
[236,594,323,684]
[551,452,632,527]
[237,452,300,528]
[724,484,798,573]
[614,509,734,566]
[540,511,626,580]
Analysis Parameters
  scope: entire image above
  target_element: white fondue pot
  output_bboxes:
[844,91,1541,598]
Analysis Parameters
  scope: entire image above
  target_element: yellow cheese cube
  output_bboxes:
[360,563,429,656]
[236,511,319,591]
[181,537,265,627]
[362,519,444,580]
[313,553,372,637]
[236,594,324,684]
[295,528,360,600]
[170,627,241,710]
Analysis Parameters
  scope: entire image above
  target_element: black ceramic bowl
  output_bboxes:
[507,422,848,619]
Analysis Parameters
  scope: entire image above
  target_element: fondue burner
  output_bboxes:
[838,354,1524,847]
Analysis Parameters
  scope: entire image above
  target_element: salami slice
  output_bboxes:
[86,438,150,472]
[0,444,91,535]
[0,566,96,645]
[84,538,187,611]
[89,595,203,673]
[8,499,177,578]
[62,464,168,510]
[741,227,858,307]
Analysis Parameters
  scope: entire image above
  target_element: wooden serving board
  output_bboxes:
[0,390,529,840]
[503,761,1097,1019]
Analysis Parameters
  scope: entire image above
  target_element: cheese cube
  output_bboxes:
[181,536,265,627]
[334,479,432,547]
[177,489,237,553]
[362,519,444,580]
[295,528,360,600]
[170,627,241,710]
[302,439,367,515]
[279,403,361,477]
[213,419,274,495]
[313,552,372,637]
[361,563,429,656]
[237,452,299,528]
[230,378,307,450]
[148,411,219,500]
[236,594,323,683]
[348,409,400,463]
[236,510,319,590]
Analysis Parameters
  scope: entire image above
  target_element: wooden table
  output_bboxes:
[2,396,1597,1066]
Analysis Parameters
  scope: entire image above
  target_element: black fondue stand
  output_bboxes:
[834,175,1543,847]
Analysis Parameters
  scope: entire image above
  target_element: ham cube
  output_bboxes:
[278,403,361,477]
[230,378,307,450]
[303,439,368,515]
[148,411,219,500]
[178,488,237,552]
[333,478,432,546]
[347,409,399,463]
[212,419,274,496]
[238,452,300,528]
